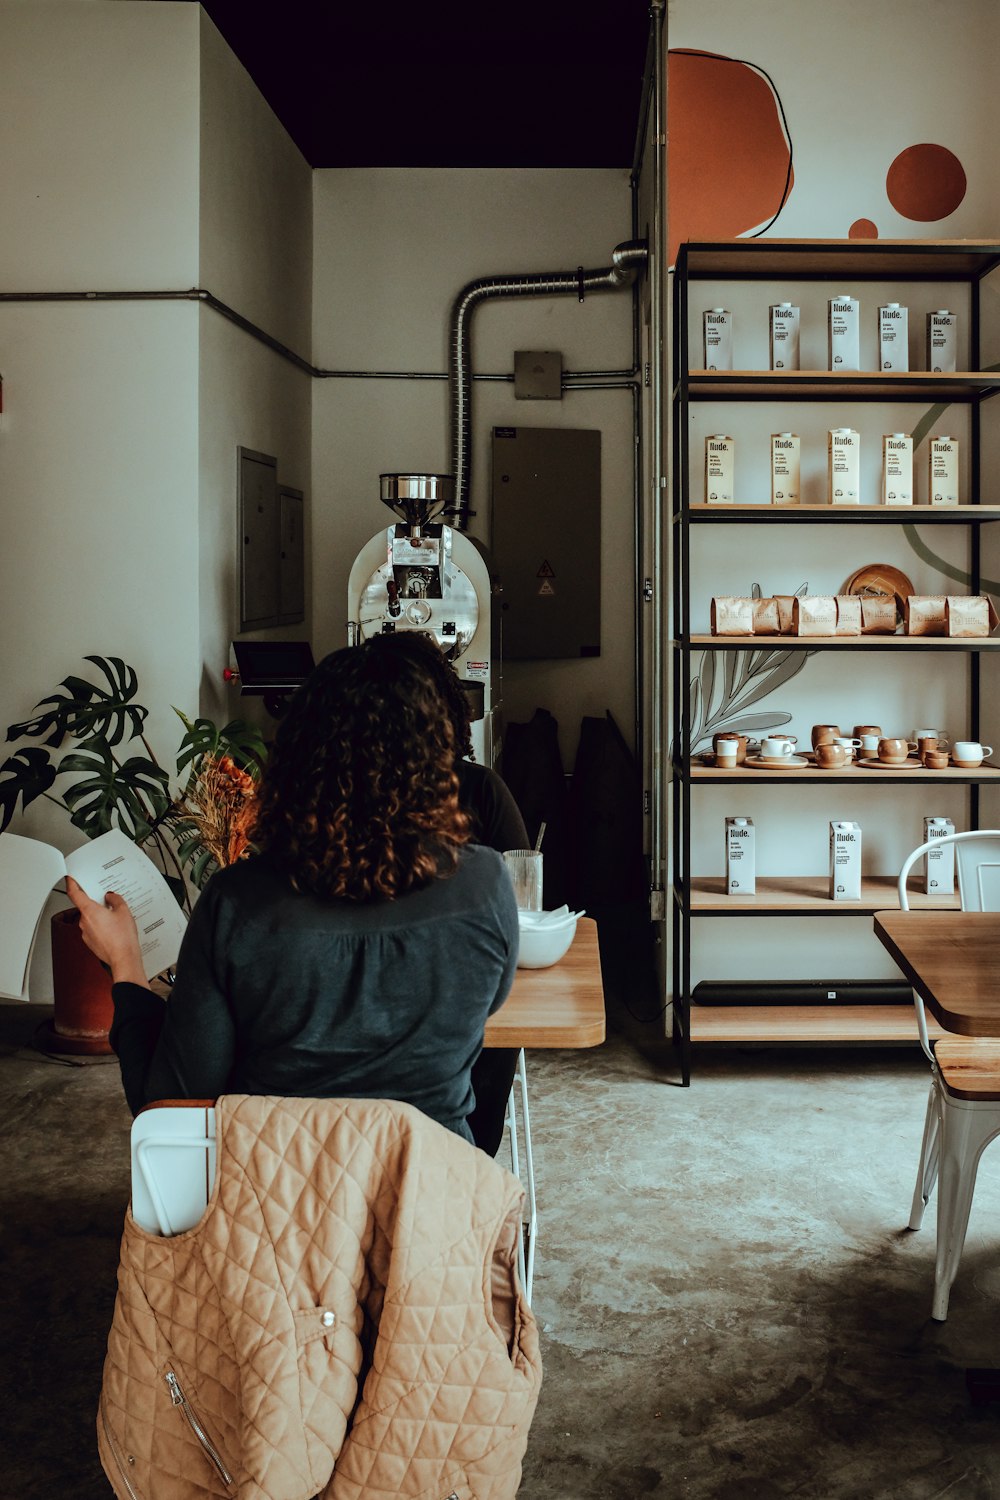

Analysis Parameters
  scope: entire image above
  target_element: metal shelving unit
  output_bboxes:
[670,238,1000,1083]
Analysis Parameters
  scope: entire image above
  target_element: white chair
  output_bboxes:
[898,830,1000,1320]
[504,1049,537,1304]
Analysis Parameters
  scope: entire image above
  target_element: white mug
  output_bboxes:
[859,733,880,756]
[952,740,993,766]
[761,736,795,759]
[714,741,739,766]
[834,736,862,758]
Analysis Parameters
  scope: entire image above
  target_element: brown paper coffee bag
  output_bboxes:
[793,595,837,636]
[859,596,897,634]
[751,597,781,634]
[834,595,862,635]
[711,596,754,635]
[905,596,947,636]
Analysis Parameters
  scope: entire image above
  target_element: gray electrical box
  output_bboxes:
[278,486,305,625]
[491,426,601,660]
[239,448,279,630]
[514,350,563,401]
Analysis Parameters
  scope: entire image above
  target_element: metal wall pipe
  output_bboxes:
[447,239,648,526]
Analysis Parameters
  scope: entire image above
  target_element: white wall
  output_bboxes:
[312,167,636,769]
[197,11,314,728]
[668,0,1000,989]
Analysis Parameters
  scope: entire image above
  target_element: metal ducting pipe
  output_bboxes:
[448,239,648,527]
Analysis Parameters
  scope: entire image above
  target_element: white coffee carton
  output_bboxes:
[725,816,755,896]
[829,820,862,901]
[923,815,955,897]
[704,308,733,370]
[929,435,960,505]
[770,432,800,505]
[770,303,800,370]
[927,310,957,372]
[878,303,909,371]
[828,428,861,504]
[828,294,860,371]
[705,434,735,504]
[882,433,913,505]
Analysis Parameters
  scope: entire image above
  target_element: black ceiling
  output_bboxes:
[195,1,653,169]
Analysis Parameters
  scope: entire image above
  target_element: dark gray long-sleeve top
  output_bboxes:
[110,844,519,1141]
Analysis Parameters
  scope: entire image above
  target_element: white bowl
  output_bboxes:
[516,913,578,968]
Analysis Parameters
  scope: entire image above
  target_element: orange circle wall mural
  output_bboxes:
[667,50,792,266]
[886,143,967,221]
[849,219,879,239]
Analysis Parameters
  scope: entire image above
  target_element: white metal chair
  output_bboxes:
[504,1049,537,1304]
[898,830,1000,1319]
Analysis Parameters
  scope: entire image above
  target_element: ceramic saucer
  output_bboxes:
[744,754,810,769]
[856,757,922,769]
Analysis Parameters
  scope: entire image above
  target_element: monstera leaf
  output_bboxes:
[60,740,170,842]
[7,657,148,749]
[174,711,267,779]
[0,747,57,831]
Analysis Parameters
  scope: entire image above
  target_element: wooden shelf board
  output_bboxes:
[685,504,1000,523]
[680,240,1000,280]
[688,875,960,913]
[689,1003,944,1044]
[688,762,1000,782]
[689,634,1000,650]
[686,370,1000,401]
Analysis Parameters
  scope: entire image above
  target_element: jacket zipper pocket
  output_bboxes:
[165,1370,234,1487]
[100,1400,143,1500]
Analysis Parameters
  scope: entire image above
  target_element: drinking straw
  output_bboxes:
[534,821,546,852]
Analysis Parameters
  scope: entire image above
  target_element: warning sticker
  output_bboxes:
[536,560,555,578]
[465,661,489,679]
[537,579,556,597]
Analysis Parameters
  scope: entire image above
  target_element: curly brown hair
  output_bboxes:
[369,630,474,760]
[253,637,470,901]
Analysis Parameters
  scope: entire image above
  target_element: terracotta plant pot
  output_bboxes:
[47,908,114,1055]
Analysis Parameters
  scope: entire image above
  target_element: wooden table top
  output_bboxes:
[484,916,606,1049]
[873,910,1000,1036]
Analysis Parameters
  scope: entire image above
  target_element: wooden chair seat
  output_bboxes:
[935,1038,1000,1101]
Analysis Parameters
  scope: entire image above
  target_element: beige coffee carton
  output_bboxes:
[929,435,959,505]
[829,820,862,901]
[705,434,735,503]
[725,817,755,896]
[882,433,913,505]
[703,308,733,370]
[828,428,860,504]
[770,432,800,505]
[769,303,800,370]
[927,310,957,372]
[923,815,955,897]
[878,303,909,371]
[828,294,860,371]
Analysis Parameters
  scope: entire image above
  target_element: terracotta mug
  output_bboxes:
[811,724,842,749]
[923,749,949,770]
[952,740,994,768]
[815,742,849,769]
[853,724,882,739]
[713,731,747,765]
[878,736,915,764]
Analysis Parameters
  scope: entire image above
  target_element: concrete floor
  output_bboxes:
[2,999,1000,1499]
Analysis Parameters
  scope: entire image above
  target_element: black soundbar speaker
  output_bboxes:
[692,980,914,1007]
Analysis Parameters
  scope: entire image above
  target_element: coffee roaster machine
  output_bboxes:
[347,473,501,765]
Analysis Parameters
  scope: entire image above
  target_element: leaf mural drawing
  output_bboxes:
[677,583,814,758]
[903,374,1000,594]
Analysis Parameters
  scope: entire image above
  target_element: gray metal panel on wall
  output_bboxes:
[239,448,279,630]
[491,426,601,660]
[278,486,305,625]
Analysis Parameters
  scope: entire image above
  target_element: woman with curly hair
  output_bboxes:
[67,637,519,1142]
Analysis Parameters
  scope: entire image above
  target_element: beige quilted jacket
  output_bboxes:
[98,1095,542,1500]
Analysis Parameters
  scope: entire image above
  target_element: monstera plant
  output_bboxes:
[0,655,267,915]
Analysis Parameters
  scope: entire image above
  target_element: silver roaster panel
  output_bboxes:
[356,527,480,656]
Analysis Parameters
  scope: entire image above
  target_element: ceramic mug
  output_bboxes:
[713,731,747,765]
[834,736,862,759]
[815,742,849,769]
[714,740,739,768]
[852,724,882,740]
[915,726,949,749]
[811,724,841,749]
[878,736,916,764]
[761,736,795,759]
[952,740,993,768]
[858,733,881,758]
